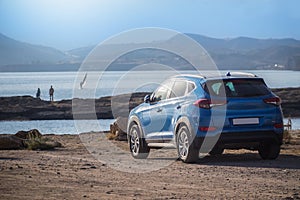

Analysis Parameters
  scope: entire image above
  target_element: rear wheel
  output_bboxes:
[176,125,199,163]
[258,142,280,160]
[128,124,150,159]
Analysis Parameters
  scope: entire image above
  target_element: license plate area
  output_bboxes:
[233,118,259,125]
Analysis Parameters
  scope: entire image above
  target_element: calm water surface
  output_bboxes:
[0,70,299,100]
[0,119,115,134]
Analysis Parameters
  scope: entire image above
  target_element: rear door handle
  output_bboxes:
[176,105,181,109]
[157,108,163,112]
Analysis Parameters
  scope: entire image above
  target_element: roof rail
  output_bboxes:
[174,74,207,79]
[226,71,257,77]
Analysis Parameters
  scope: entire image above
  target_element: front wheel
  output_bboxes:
[128,124,150,159]
[258,142,280,160]
[176,125,199,163]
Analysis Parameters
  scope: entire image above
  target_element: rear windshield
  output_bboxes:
[203,79,271,97]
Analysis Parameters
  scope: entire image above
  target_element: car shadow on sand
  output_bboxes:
[194,152,300,169]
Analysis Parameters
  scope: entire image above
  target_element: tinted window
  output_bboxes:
[170,80,187,98]
[151,80,174,102]
[204,79,270,97]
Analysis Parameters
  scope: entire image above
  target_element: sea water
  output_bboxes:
[0,70,299,100]
[0,119,115,134]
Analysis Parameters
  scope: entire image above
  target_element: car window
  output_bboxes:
[170,80,187,98]
[151,80,174,102]
[210,82,223,95]
[204,79,270,97]
[187,82,195,93]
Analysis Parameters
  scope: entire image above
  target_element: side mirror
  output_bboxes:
[144,95,151,103]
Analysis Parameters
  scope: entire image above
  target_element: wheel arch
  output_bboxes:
[174,116,195,138]
[127,115,145,139]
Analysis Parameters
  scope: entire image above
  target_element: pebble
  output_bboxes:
[106,190,113,194]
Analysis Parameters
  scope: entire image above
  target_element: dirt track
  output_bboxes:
[0,133,299,199]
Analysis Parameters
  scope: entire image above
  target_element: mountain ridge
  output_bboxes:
[0,33,70,66]
[1,33,300,71]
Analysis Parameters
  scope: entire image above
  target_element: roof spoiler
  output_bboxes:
[226,71,257,77]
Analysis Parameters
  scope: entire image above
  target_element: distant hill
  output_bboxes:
[0,33,72,70]
[1,33,300,71]
[186,34,300,51]
[185,34,300,70]
[67,34,300,71]
[66,45,94,62]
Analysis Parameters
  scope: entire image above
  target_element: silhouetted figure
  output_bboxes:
[287,115,292,130]
[36,88,41,99]
[49,85,54,101]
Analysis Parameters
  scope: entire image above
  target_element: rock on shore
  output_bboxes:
[271,87,300,117]
[0,88,299,121]
[0,92,150,120]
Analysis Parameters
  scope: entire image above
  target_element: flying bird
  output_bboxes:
[79,73,88,89]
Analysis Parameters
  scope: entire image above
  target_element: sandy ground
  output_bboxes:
[0,132,300,200]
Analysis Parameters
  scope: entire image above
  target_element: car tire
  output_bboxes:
[128,124,150,159]
[176,125,199,163]
[258,142,280,160]
[209,146,224,156]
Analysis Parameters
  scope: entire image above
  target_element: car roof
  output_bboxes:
[174,71,260,82]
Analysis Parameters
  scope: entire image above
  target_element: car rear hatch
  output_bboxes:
[202,78,283,133]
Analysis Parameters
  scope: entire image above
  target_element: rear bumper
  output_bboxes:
[217,131,283,144]
[194,130,283,150]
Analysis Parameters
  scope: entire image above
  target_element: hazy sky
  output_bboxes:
[0,0,299,50]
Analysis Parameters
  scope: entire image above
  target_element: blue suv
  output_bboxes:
[127,72,283,163]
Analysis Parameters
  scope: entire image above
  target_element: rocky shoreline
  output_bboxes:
[0,88,299,121]
[270,87,300,117]
[0,92,150,120]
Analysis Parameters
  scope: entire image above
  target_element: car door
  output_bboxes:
[140,79,174,141]
[161,79,188,141]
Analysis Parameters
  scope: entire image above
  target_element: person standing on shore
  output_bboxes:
[36,88,41,99]
[49,85,54,101]
[287,115,292,130]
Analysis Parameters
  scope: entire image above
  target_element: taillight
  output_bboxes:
[193,99,211,109]
[263,97,281,106]
[193,99,227,109]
